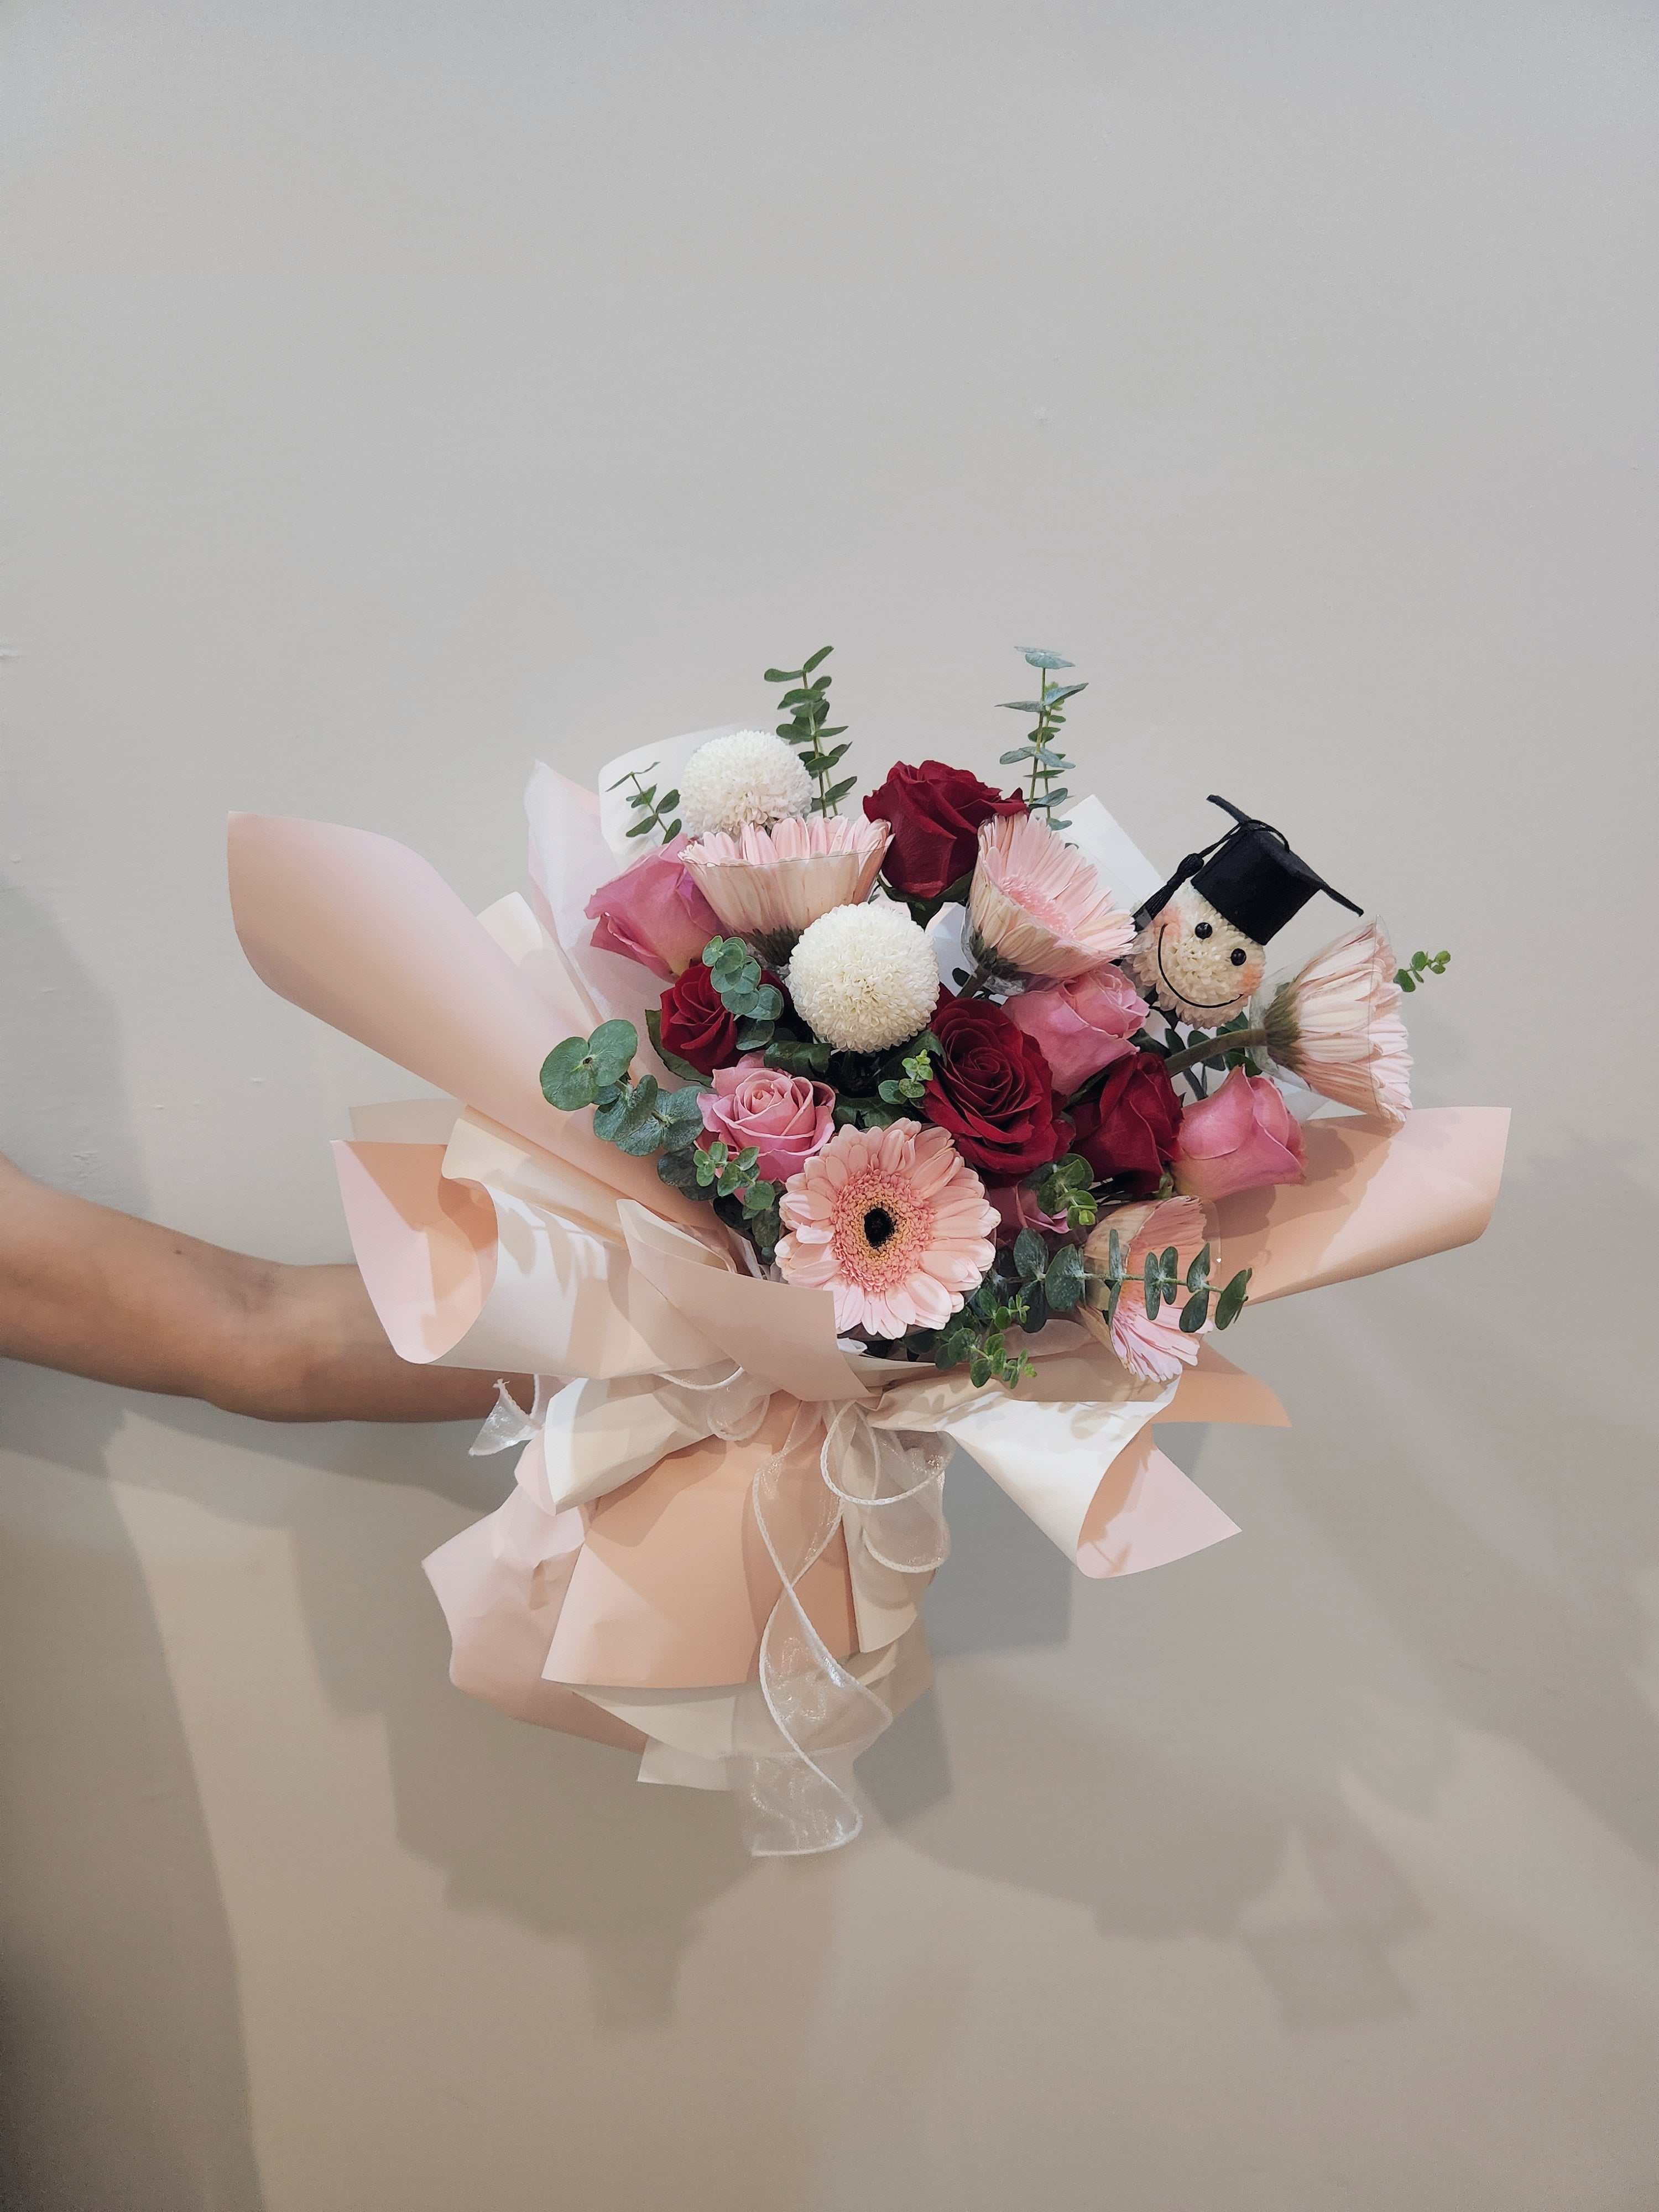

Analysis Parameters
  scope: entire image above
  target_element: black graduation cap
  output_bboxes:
[1138,796,1364,944]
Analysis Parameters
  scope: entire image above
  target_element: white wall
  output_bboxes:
[2,4,1656,2206]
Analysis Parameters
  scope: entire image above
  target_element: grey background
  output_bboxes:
[2,3,1656,2207]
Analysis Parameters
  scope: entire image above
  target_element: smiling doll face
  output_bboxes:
[1126,883,1267,1029]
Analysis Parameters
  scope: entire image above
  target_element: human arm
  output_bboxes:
[0,1152,529,1423]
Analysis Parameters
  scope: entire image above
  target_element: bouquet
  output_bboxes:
[229,645,1506,1855]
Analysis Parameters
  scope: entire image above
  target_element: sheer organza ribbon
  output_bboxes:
[472,1363,953,1855]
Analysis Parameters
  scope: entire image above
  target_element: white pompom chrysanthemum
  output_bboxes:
[787,901,941,1054]
[678,730,813,838]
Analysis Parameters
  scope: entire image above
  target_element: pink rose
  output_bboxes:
[1173,1067,1306,1201]
[986,1181,1068,1248]
[586,836,722,981]
[697,1055,835,1185]
[1003,964,1149,1095]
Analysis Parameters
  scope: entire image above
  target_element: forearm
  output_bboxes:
[0,1156,527,1423]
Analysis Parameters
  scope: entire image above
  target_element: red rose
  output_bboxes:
[1070,1050,1183,1197]
[921,995,1066,1180]
[656,959,785,1079]
[864,761,1026,902]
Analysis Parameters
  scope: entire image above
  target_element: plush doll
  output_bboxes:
[1126,796,1363,1029]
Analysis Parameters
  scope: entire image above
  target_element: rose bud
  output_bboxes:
[863,761,1025,902]
[585,837,722,981]
[1172,1067,1305,1202]
[1003,965,1149,1096]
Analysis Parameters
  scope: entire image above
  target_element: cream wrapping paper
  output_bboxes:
[228,750,1508,1851]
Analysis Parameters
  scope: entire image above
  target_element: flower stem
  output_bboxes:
[1161,1026,1267,1079]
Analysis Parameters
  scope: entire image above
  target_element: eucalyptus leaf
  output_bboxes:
[1019,648,1073,669]
[1186,1243,1212,1293]
[657,1088,706,1131]
[1214,1268,1253,1329]
[1179,1289,1211,1334]
[1013,1227,1048,1284]
[656,1147,702,1193]
[1044,1244,1085,1312]
[540,1036,599,1112]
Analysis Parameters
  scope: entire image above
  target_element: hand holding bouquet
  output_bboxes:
[227,640,1502,1855]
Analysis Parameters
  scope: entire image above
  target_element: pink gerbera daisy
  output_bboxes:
[1260,920,1412,1128]
[682,812,890,967]
[968,812,1135,983]
[1079,1194,1212,1383]
[775,1120,998,1340]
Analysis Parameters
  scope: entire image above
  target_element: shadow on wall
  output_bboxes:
[6,970,1654,2065]
[0,879,267,2212]
[866,1138,1659,2027]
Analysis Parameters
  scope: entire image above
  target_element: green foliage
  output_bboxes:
[539,1020,638,1109]
[764,646,854,815]
[1396,948,1451,993]
[609,764,681,843]
[1043,1241,1087,1313]
[701,936,784,1050]
[540,1022,707,1157]
[997,646,1085,830]
[1032,1152,1099,1231]
[830,1093,905,1131]
[693,1139,763,1200]
[1213,1266,1253,1329]
[877,1037,938,1105]
[901,868,974,931]
[1083,1230,1249,1337]
[932,1273,1036,1392]
[661,1136,784,1260]
[763,1034,834,1077]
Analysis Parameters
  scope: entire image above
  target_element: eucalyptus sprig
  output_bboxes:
[701,935,785,1050]
[932,1276,1037,1391]
[998,646,1085,830]
[655,1132,783,1258]
[609,763,681,843]
[1032,1153,1099,1232]
[1396,948,1451,992]
[1010,1225,1087,1318]
[539,1021,706,1156]
[764,646,854,815]
[1089,1233,1252,1334]
[877,1036,939,1105]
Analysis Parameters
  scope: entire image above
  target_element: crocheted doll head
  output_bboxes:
[1126,883,1266,1029]
[1128,798,1364,1031]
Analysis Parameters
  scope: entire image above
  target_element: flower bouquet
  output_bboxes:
[229,646,1506,1855]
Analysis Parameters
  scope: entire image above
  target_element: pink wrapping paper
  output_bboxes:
[227,789,1508,1830]
[1213,1108,1510,1300]
[543,1395,859,1689]
[228,812,708,1227]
